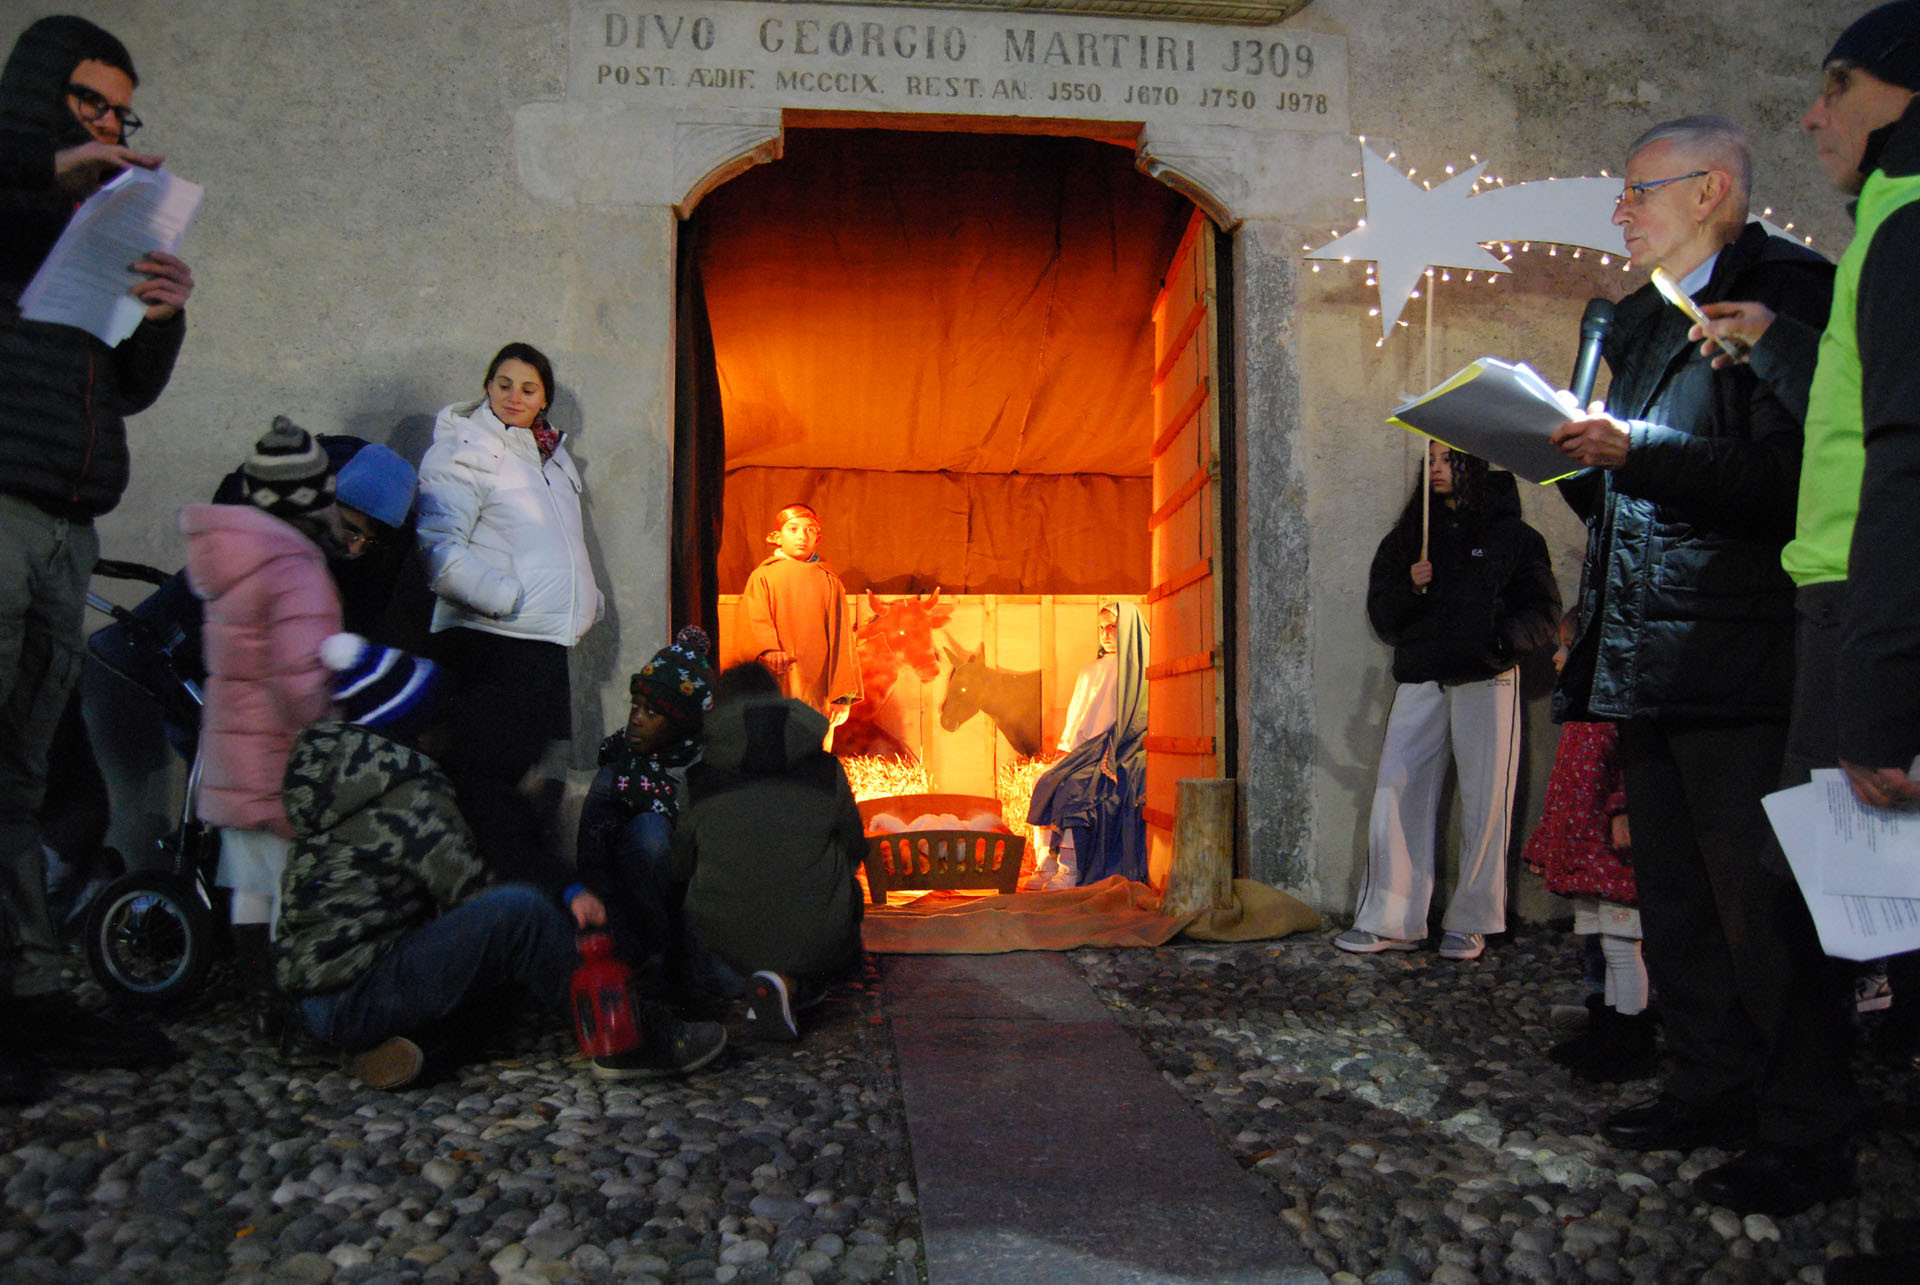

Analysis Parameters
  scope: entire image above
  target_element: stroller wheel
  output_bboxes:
[84,870,214,1010]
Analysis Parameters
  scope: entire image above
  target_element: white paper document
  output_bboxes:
[1763,779,1920,961]
[18,166,203,347]
[1387,357,1582,485]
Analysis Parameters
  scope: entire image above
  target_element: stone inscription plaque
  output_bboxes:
[571,0,1348,132]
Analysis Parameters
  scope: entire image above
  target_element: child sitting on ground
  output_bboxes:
[274,634,726,1088]
[1523,610,1654,1083]
[569,626,714,969]
[669,663,866,1042]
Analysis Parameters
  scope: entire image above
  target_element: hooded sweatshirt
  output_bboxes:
[671,696,865,979]
[0,15,185,518]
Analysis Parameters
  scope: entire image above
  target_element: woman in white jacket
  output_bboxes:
[416,342,602,888]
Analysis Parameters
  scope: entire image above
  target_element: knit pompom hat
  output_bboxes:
[321,633,443,740]
[242,417,336,521]
[630,625,715,734]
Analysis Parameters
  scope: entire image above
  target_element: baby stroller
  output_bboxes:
[79,557,225,1010]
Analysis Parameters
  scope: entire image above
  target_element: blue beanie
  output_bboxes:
[321,633,443,740]
[336,443,416,529]
[1828,1,1920,90]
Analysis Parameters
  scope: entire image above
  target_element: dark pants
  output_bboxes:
[297,885,576,1052]
[1618,713,1853,1149]
[0,496,97,996]
[574,782,750,996]
[433,628,571,890]
[1788,581,1920,1054]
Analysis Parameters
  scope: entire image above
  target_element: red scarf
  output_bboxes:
[529,417,559,464]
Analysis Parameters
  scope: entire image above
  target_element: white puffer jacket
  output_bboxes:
[416,399,602,646]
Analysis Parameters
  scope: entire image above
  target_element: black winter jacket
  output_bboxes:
[0,16,185,520]
[1367,470,1560,686]
[1553,223,1834,723]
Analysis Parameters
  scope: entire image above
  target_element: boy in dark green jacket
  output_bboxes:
[671,664,866,1042]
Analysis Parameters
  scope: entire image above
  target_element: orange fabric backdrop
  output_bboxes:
[693,129,1192,593]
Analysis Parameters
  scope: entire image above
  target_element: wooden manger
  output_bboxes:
[855,793,1027,904]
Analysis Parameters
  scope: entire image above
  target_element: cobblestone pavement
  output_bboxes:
[1075,928,1920,1285]
[1,959,923,1285]
[6,927,1914,1284]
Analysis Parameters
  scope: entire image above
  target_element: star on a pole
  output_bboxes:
[1308,147,1624,338]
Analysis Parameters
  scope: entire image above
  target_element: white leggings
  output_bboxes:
[1353,671,1521,940]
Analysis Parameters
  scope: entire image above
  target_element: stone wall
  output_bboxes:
[4,0,1857,916]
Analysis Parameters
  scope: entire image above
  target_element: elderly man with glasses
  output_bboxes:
[0,14,196,1101]
[1543,112,1851,1215]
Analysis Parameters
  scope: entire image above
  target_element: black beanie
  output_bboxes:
[1828,1,1920,91]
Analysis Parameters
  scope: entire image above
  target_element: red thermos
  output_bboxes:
[570,933,642,1058]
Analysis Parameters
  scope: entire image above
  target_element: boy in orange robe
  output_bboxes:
[729,503,862,733]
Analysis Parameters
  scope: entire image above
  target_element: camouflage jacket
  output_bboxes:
[274,721,489,996]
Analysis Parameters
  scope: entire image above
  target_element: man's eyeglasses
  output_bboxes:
[1615,170,1709,208]
[1820,64,1855,107]
[339,521,382,556]
[65,83,141,140]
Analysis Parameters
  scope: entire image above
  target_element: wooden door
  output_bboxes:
[1144,209,1231,889]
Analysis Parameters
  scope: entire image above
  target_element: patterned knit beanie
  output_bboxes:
[631,625,714,733]
[320,633,444,740]
[242,417,336,521]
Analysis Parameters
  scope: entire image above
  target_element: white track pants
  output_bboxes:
[1353,670,1520,939]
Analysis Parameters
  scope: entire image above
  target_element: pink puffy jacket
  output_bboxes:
[182,504,341,836]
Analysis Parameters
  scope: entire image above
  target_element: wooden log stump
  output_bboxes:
[1161,777,1235,918]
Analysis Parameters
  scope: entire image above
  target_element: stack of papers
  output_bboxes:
[1763,769,1920,960]
[1388,357,1583,484]
[19,165,202,347]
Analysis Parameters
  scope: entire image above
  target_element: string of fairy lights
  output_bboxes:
[1304,134,1820,349]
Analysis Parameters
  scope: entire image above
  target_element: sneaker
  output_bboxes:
[746,970,801,1042]
[1333,929,1419,954]
[592,1020,727,1078]
[344,1036,424,1090]
[1439,932,1485,960]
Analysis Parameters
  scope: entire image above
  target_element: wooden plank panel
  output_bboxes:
[1145,735,1215,755]
[1145,558,1211,605]
[1145,651,1216,681]
[1148,467,1209,531]
[1150,381,1209,463]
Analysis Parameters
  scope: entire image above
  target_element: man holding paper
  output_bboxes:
[1547,115,1851,1215]
[0,15,194,1094]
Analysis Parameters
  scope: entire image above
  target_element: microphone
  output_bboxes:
[1567,298,1613,410]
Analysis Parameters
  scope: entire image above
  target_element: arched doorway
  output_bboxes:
[673,120,1236,882]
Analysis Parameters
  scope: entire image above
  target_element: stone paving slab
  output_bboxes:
[885,952,1323,1284]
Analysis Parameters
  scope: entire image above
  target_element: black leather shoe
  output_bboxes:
[1601,1093,1754,1151]
[10,994,177,1070]
[1693,1143,1854,1215]
[1,1046,46,1104]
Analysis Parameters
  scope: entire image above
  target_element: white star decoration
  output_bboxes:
[1308,147,1625,338]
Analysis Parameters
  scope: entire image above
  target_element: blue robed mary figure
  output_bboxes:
[1025,601,1149,889]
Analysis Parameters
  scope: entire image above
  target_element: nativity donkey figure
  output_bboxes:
[938,643,1043,759]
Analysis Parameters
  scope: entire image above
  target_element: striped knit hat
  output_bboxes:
[242,417,336,521]
[320,633,443,740]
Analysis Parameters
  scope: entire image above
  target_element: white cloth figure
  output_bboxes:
[1058,650,1118,751]
[1028,644,1119,890]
